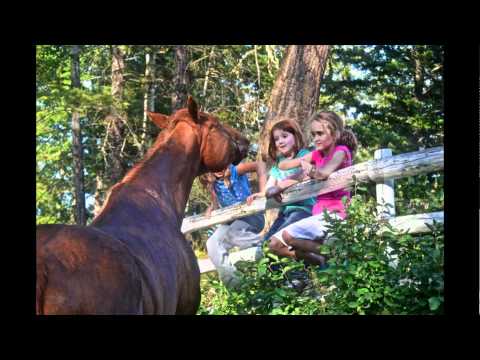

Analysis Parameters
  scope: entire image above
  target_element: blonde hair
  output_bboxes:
[309,111,358,158]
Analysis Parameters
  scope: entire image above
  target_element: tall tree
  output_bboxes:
[142,45,157,153]
[171,45,189,111]
[70,45,87,225]
[256,45,330,231]
[258,45,331,163]
[108,45,127,182]
[94,45,128,216]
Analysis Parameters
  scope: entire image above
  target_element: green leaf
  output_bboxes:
[317,273,329,283]
[428,296,442,311]
[266,253,279,261]
[319,245,331,255]
[348,301,358,308]
[258,266,267,277]
[356,288,369,296]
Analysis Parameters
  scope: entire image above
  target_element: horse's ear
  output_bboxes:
[147,112,170,129]
[187,96,199,123]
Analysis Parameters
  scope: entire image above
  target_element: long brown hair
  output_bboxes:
[268,118,305,162]
[199,167,232,208]
[309,111,358,158]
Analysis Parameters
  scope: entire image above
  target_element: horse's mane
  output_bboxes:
[94,110,210,223]
[121,127,172,184]
[93,125,174,223]
[121,110,208,184]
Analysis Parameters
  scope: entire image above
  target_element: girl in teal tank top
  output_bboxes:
[248,118,316,243]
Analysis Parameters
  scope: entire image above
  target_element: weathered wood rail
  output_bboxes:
[185,146,444,273]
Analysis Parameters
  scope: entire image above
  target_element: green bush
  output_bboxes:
[198,195,444,315]
[316,196,444,315]
[198,252,327,315]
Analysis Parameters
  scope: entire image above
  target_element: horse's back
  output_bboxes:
[36,224,144,315]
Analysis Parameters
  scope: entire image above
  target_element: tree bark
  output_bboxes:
[107,45,127,184]
[171,45,189,111]
[412,47,425,101]
[142,46,157,153]
[202,46,215,107]
[258,45,331,164]
[70,45,87,225]
[93,173,105,217]
[257,45,330,233]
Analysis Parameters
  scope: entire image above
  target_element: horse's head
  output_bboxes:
[147,97,249,175]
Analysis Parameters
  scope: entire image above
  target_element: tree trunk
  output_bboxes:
[142,46,157,153]
[258,45,331,164]
[93,173,105,217]
[412,47,425,101]
[202,46,215,108]
[171,45,189,111]
[70,45,87,226]
[107,45,127,184]
[257,45,330,232]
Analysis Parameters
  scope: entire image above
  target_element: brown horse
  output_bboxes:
[36,97,249,314]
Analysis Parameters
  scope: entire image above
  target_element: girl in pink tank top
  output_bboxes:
[268,111,359,265]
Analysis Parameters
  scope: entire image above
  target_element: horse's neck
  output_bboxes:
[93,125,201,229]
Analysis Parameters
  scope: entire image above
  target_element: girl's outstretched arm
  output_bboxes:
[237,161,268,204]
[264,170,305,203]
[236,160,267,191]
[278,152,313,170]
[310,151,346,180]
[205,188,220,217]
[247,175,276,204]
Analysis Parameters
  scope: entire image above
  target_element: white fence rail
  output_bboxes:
[184,146,444,274]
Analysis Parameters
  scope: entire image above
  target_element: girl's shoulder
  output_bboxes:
[333,145,352,166]
[296,148,311,158]
[334,145,352,158]
[311,149,322,161]
[335,145,351,153]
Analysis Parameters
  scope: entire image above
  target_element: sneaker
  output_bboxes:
[285,270,310,292]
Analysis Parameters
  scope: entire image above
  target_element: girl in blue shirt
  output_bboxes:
[201,161,267,288]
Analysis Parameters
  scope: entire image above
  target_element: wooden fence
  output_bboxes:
[181,146,444,273]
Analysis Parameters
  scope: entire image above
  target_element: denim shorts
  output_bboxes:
[234,213,265,234]
[264,209,311,242]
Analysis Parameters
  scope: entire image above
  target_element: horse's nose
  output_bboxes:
[239,139,250,158]
[232,139,249,165]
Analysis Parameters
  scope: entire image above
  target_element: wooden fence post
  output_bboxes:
[374,148,396,219]
[374,148,397,267]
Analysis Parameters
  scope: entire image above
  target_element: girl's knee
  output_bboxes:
[268,237,282,254]
[206,236,218,252]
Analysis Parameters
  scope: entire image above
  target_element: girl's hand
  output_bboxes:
[265,186,284,203]
[300,160,315,179]
[246,192,262,205]
[205,206,214,218]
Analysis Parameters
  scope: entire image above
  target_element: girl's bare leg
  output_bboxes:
[282,230,323,253]
[282,231,326,266]
[294,249,326,266]
[268,236,297,259]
